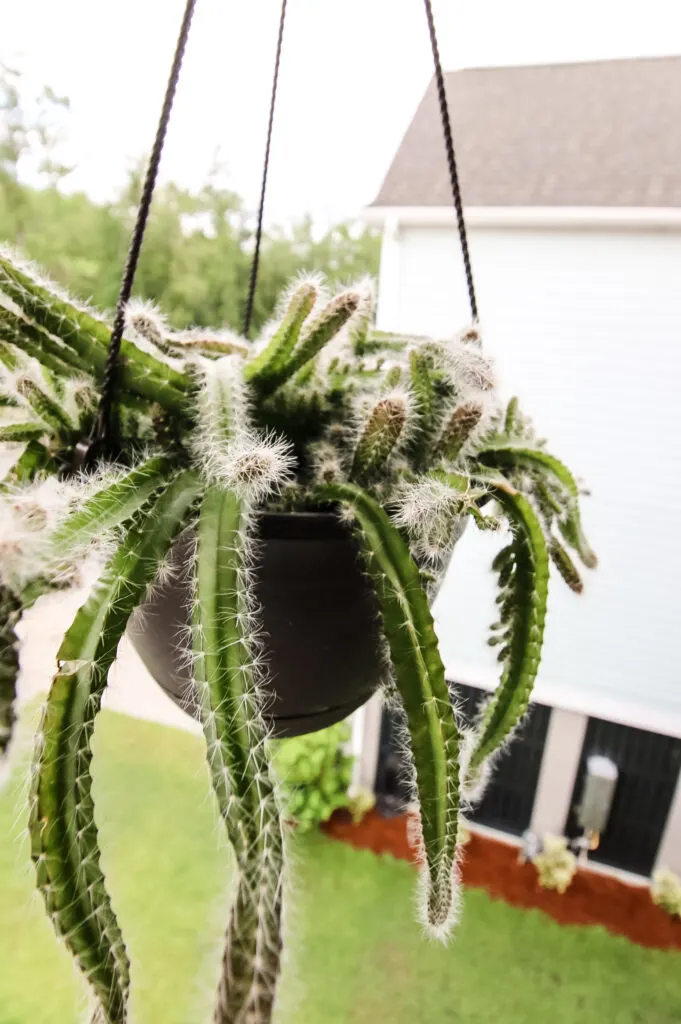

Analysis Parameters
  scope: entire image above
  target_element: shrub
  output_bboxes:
[534,835,577,894]
[271,722,353,831]
[651,867,681,918]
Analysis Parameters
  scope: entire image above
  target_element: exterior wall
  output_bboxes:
[376,222,681,733]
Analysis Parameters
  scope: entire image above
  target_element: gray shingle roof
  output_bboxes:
[372,57,681,208]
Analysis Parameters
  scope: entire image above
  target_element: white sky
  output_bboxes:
[4,0,681,223]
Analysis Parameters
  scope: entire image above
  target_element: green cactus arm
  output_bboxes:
[168,336,249,358]
[555,512,597,571]
[317,482,461,935]
[31,668,130,1024]
[409,349,438,465]
[503,396,519,435]
[548,537,583,594]
[383,365,403,389]
[475,442,597,568]
[477,443,578,496]
[361,329,411,355]
[258,292,359,396]
[0,586,21,760]
[465,475,550,775]
[408,348,456,471]
[0,422,46,442]
[194,487,282,847]
[1,440,57,486]
[434,401,483,462]
[195,487,285,1023]
[534,478,563,521]
[214,856,284,1024]
[0,306,87,375]
[244,282,316,389]
[192,355,245,477]
[14,454,172,657]
[0,254,191,415]
[49,455,175,556]
[0,307,148,420]
[29,470,200,1023]
[194,487,256,847]
[350,394,407,482]
[0,339,21,372]
[16,377,75,435]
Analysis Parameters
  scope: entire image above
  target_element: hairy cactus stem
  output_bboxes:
[0,339,21,372]
[194,488,285,1023]
[0,253,190,414]
[465,475,549,777]
[29,470,200,1023]
[1,440,56,486]
[317,482,461,938]
[351,393,408,481]
[549,537,583,593]
[171,335,250,357]
[257,291,360,395]
[245,280,317,390]
[16,377,74,435]
[504,395,519,435]
[435,401,483,462]
[0,307,85,376]
[0,422,45,442]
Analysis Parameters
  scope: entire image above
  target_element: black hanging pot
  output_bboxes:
[128,510,384,738]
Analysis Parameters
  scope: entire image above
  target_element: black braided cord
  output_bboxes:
[86,0,198,458]
[423,0,478,323]
[242,0,288,339]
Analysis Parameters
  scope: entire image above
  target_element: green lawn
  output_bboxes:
[2,706,680,1024]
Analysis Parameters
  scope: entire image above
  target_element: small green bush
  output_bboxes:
[534,835,577,894]
[651,867,681,918]
[271,722,354,832]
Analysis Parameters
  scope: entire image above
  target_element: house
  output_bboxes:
[357,56,681,878]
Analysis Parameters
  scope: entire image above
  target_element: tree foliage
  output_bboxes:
[0,65,380,334]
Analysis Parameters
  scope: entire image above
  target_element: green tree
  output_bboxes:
[0,66,380,334]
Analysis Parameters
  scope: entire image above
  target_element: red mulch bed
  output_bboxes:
[322,809,681,952]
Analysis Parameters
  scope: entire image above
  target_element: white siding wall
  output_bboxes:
[377,223,681,731]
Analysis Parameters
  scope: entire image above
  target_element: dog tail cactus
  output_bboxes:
[319,483,462,938]
[194,486,286,1022]
[29,471,200,1022]
[0,244,596,1023]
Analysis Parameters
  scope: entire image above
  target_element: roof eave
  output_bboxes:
[362,205,681,231]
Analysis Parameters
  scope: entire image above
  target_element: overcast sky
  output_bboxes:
[4,1,681,223]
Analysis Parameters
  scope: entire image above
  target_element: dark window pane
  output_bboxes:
[565,718,681,876]
[375,682,550,836]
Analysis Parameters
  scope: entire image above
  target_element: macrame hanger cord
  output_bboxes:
[242,0,288,338]
[422,0,479,324]
[76,0,198,465]
[244,1,473,335]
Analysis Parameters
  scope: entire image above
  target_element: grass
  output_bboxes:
[1,706,680,1024]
